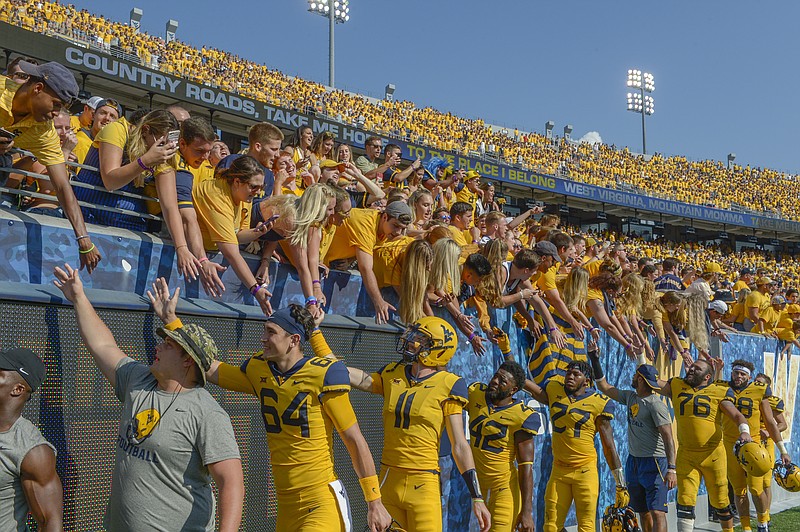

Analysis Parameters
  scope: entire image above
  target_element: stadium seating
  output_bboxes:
[4,0,800,220]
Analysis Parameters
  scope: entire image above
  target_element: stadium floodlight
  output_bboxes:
[306,0,350,88]
[129,8,143,31]
[545,120,555,140]
[165,19,178,43]
[728,153,736,169]
[385,83,395,101]
[563,124,573,141]
[626,68,655,154]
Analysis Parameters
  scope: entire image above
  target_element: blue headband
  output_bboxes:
[265,308,307,340]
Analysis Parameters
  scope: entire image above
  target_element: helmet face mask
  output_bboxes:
[396,317,457,367]
[775,461,800,492]
[602,505,641,532]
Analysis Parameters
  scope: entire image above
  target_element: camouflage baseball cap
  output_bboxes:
[156,323,218,385]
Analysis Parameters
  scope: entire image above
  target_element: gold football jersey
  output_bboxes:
[669,377,734,450]
[761,394,785,439]
[218,355,350,492]
[372,362,468,471]
[544,379,614,467]
[467,383,542,484]
[721,380,771,442]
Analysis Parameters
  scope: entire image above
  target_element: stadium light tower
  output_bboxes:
[626,69,655,154]
[129,8,143,31]
[307,0,350,88]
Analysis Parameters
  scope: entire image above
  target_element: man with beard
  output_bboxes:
[467,358,540,532]
[524,361,629,532]
[652,359,752,532]
[720,360,791,532]
[588,347,676,532]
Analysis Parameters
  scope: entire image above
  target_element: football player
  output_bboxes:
[468,357,540,532]
[149,280,392,532]
[722,361,791,532]
[348,316,491,532]
[524,360,629,532]
[652,358,752,532]
[754,372,788,521]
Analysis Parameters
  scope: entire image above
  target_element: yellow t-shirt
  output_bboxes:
[752,306,781,333]
[93,117,128,150]
[373,235,414,289]
[745,290,769,315]
[372,362,468,471]
[532,264,559,292]
[192,160,216,187]
[0,77,64,166]
[73,127,93,164]
[584,259,603,278]
[193,178,251,250]
[217,355,353,492]
[324,208,381,265]
[447,225,470,247]
[545,379,614,467]
[467,383,541,486]
[69,114,82,133]
[733,280,750,292]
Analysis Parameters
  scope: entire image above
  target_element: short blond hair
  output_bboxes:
[249,122,284,145]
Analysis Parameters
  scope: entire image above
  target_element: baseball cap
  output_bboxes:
[85,95,104,109]
[319,159,341,169]
[756,277,775,286]
[465,170,481,181]
[636,364,660,390]
[771,295,787,305]
[534,241,561,261]
[708,300,728,314]
[704,261,724,274]
[384,200,413,220]
[585,237,598,247]
[216,153,243,171]
[95,98,122,117]
[0,348,46,392]
[17,61,79,103]
[265,307,308,340]
[156,324,218,385]
[739,267,754,276]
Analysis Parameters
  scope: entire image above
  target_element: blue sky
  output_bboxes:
[84,1,799,173]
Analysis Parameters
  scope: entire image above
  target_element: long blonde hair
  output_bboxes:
[407,189,433,225]
[641,278,658,315]
[616,273,645,318]
[289,184,335,248]
[399,240,433,324]
[659,291,709,352]
[560,267,589,315]
[258,194,298,235]
[429,238,462,298]
[476,239,507,308]
[127,110,178,188]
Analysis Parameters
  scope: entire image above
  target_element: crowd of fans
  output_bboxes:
[3,0,800,220]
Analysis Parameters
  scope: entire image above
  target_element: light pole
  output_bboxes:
[307,0,350,88]
[626,69,654,154]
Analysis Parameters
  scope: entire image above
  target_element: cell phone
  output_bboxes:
[167,130,180,144]
[0,127,17,139]
[265,214,280,225]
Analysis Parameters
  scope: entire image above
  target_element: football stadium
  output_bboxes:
[1,1,800,531]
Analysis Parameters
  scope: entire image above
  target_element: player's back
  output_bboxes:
[375,363,467,471]
[467,383,541,484]
[239,355,350,492]
[544,379,614,468]
[670,377,733,451]
[721,380,771,442]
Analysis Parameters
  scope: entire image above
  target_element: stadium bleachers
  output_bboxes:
[3,0,800,221]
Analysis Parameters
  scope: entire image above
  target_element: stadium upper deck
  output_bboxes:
[2,0,799,222]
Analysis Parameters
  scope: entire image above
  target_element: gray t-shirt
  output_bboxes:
[0,416,57,532]
[105,358,240,532]
[616,390,672,458]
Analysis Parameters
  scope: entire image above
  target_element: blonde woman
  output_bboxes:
[616,273,654,362]
[397,239,434,324]
[659,291,711,372]
[406,189,434,238]
[282,184,336,319]
[127,110,203,282]
[252,194,299,287]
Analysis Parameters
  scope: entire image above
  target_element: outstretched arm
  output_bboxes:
[53,264,127,383]
[719,401,753,442]
[598,416,629,507]
[513,434,535,532]
[761,399,791,465]
[586,345,622,402]
[348,366,377,393]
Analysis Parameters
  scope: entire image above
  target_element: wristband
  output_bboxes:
[667,468,677,473]
[611,467,625,487]
[517,461,533,467]
[250,284,262,297]
[163,317,184,331]
[778,441,788,454]
[462,469,483,499]
[198,256,209,263]
[79,243,96,254]
[549,327,557,333]
[358,475,381,502]
[312,279,321,285]
[468,332,477,341]
[668,464,676,470]
[75,235,89,242]
[739,423,751,435]
[137,157,154,173]
[591,327,600,333]
[625,343,632,350]
[305,296,318,306]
